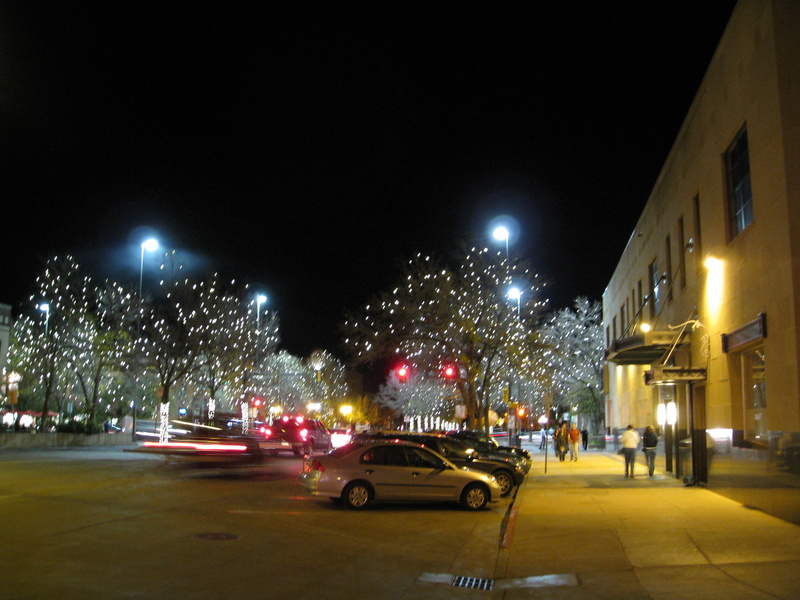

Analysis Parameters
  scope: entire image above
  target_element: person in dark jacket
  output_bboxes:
[643,425,659,476]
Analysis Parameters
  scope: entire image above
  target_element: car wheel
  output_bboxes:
[343,481,373,510]
[460,483,489,510]
[493,470,514,497]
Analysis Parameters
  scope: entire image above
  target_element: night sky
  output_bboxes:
[0,2,737,358]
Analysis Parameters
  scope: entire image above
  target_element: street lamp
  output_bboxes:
[37,302,50,337]
[255,294,267,330]
[492,226,510,257]
[538,414,550,474]
[340,405,353,432]
[134,237,159,441]
[507,287,522,315]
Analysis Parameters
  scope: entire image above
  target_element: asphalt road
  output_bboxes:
[0,448,516,599]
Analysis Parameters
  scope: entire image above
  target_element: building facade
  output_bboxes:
[603,0,800,524]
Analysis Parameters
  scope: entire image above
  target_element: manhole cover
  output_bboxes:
[194,532,240,541]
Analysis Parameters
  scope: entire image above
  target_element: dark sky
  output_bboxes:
[0,2,737,358]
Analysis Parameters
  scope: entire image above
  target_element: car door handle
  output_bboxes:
[365,469,374,474]
[411,472,420,477]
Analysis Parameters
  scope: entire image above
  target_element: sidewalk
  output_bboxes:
[494,446,800,599]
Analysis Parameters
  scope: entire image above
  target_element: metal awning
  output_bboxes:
[605,330,685,365]
[644,366,707,385]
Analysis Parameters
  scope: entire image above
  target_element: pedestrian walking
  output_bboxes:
[554,422,568,461]
[621,424,641,477]
[581,428,588,451]
[568,423,581,461]
[643,425,658,476]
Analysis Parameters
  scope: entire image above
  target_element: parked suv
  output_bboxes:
[355,431,524,496]
[259,417,331,456]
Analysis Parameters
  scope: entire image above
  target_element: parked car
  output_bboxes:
[300,439,501,510]
[448,430,532,460]
[258,416,332,455]
[445,430,531,473]
[354,431,524,496]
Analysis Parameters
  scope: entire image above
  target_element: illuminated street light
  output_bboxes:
[492,226,510,257]
[135,237,159,441]
[37,302,50,337]
[507,287,522,314]
[255,294,268,330]
[340,404,354,431]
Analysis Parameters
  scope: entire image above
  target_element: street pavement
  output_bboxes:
[4,440,800,599]
[434,440,800,600]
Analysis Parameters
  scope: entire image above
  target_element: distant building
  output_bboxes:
[603,0,800,524]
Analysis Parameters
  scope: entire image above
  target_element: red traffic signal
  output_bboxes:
[397,365,409,382]
[252,398,263,408]
[442,365,457,379]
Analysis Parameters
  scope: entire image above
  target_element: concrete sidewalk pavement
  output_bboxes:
[492,448,800,599]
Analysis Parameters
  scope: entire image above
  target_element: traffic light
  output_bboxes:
[397,365,409,382]
[517,407,526,418]
[252,398,263,408]
[442,364,457,379]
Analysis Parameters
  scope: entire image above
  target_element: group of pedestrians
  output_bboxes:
[553,422,587,462]
[543,422,660,477]
[621,424,659,477]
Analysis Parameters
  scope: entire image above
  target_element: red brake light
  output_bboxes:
[309,459,325,472]
[300,428,308,440]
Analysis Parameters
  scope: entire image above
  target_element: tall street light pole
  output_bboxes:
[37,303,50,337]
[493,226,510,258]
[508,287,522,315]
[255,294,267,332]
[134,238,159,441]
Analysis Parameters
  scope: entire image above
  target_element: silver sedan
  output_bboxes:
[300,440,502,510]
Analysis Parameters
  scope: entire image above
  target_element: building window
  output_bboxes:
[648,260,661,318]
[693,194,703,272]
[637,280,643,310]
[725,127,753,238]
[742,348,766,442]
[665,235,673,303]
[678,216,687,289]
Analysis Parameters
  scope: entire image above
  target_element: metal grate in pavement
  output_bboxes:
[452,575,494,590]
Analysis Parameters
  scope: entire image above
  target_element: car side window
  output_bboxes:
[361,445,408,467]
[406,447,445,469]
[440,439,469,458]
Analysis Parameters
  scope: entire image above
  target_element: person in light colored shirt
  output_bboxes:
[621,424,641,477]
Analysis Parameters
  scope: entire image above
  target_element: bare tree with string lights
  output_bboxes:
[343,244,550,431]
[540,297,605,433]
[138,251,206,443]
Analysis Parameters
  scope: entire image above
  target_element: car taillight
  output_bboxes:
[300,428,308,440]
[306,459,325,473]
